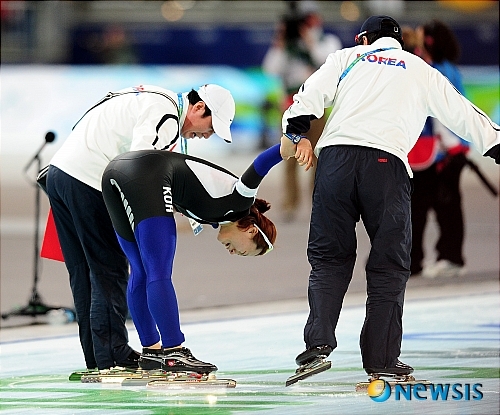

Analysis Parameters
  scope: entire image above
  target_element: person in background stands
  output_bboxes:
[409,20,470,278]
[262,0,342,221]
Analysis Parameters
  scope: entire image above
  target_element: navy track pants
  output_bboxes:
[304,145,412,369]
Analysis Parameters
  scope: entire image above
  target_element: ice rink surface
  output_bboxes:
[1,151,499,414]
[1,283,499,415]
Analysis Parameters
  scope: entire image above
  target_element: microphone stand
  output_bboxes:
[2,132,73,322]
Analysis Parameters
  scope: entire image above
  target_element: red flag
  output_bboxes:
[40,208,65,262]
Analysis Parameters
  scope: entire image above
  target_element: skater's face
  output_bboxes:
[181,101,215,139]
[217,223,261,257]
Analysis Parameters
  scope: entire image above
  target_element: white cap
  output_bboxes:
[197,84,235,143]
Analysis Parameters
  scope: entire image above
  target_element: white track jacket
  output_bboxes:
[282,37,500,177]
[51,85,184,190]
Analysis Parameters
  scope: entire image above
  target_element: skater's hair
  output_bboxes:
[422,20,460,64]
[236,198,276,256]
[187,89,212,118]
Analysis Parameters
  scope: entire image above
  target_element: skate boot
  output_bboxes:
[365,360,414,377]
[356,361,427,391]
[286,345,333,386]
[295,345,333,365]
[116,350,141,369]
[139,347,164,371]
[161,347,218,374]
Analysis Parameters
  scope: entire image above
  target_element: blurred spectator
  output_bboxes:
[77,25,137,65]
[262,0,342,221]
[408,20,470,278]
[401,25,417,53]
[1,1,33,43]
[97,25,137,64]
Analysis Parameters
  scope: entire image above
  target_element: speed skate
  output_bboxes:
[285,358,332,386]
[69,367,135,381]
[71,367,236,388]
[355,373,430,392]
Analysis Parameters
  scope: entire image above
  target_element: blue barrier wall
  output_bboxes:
[70,23,499,67]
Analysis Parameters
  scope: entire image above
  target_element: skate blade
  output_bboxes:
[81,370,218,386]
[285,359,331,387]
[70,366,135,381]
[355,377,431,392]
[147,376,236,389]
[369,373,415,379]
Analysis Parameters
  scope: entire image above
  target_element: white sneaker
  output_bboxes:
[422,260,466,279]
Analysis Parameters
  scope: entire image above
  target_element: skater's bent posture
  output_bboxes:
[279,15,500,378]
[102,142,314,372]
[46,83,235,371]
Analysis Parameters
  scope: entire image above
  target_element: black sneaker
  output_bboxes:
[116,350,141,369]
[161,347,218,374]
[139,347,163,370]
[295,345,333,366]
[365,360,414,376]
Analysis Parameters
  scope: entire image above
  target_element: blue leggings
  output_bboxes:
[117,216,185,348]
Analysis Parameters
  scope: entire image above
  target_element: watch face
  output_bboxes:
[285,133,302,144]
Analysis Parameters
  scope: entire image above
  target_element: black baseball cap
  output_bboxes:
[355,15,403,46]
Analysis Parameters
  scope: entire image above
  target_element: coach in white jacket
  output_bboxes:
[47,84,235,371]
[280,16,500,378]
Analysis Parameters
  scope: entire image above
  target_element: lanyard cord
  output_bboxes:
[177,93,187,155]
[73,89,180,132]
[337,47,396,86]
[73,88,187,154]
[177,92,203,235]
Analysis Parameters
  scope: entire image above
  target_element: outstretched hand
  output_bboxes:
[280,135,315,171]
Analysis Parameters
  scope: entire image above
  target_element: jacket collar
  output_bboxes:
[371,37,402,49]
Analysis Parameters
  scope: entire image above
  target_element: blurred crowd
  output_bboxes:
[261,1,342,221]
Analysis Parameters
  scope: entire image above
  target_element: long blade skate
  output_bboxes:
[285,358,331,387]
[81,368,174,385]
[355,373,430,391]
[80,368,236,388]
[70,367,135,381]
[147,373,236,389]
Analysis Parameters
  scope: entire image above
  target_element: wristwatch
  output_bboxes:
[284,133,304,144]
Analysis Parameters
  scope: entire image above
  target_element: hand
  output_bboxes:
[280,134,297,159]
[295,138,315,171]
